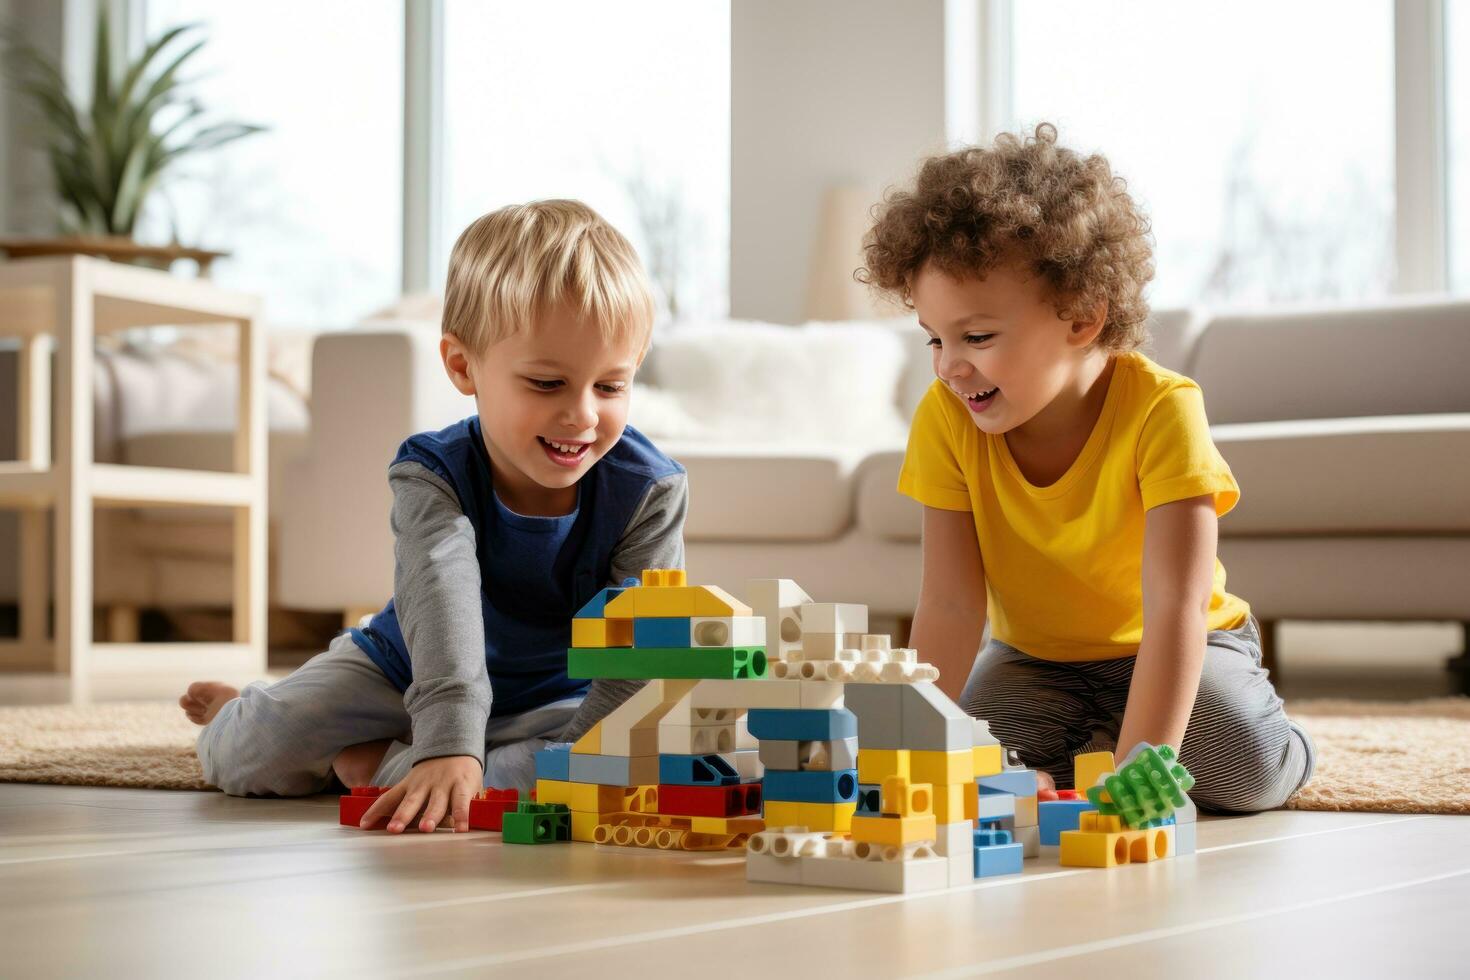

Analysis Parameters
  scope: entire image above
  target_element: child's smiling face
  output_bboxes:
[912,258,1102,436]
[442,303,643,516]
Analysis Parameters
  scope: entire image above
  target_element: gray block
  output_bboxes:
[799,736,859,771]
[758,739,800,771]
[899,682,972,750]
[567,753,658,786]
[842,683,903,748]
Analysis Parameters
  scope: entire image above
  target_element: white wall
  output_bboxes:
[1,0,70,235]
[730,0,948,324]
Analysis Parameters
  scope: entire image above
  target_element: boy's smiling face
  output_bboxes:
[911,258,1103,437]
[442,303,643,516]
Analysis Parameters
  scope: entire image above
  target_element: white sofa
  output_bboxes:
[277,300,1470,683]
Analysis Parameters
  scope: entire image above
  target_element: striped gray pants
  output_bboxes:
[958,618,1315,812]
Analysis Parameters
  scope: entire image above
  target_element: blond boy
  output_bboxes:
[180,201,686,832]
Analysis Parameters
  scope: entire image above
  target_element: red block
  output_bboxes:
[339,786,390,829]
[1056,789,1084,801]
[657,782,762,818]
[468,788,520,831]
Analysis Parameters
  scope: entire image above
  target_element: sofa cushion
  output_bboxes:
[669,443,866,541]
[1215,415,1470,534]
[854,449,920,542]
[1191,298,1470,424]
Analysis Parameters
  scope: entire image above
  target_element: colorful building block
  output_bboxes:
[338,786,387,829]
[570,721,602,754]
[973,841,1024,878]
[880,776,932,816]
[972,743,1004,777]
[977,769,1038,797]
[568,753,660,786]
[658,782,762,817]
[572,617,633,648]
[573,587,627,619]
[568,646,768,680]
[502,802,571,844]
[534,747,570,781]
[634,616,692,648]
[1073,750,1116,793]
[850,813,937,846]
[856,784,881,814]
[657,753,740,786]
[1087,744,1195,828]
[911,749,974,785]
[763,769,859,804]
[857,748,911,784]
[467,788,521,831]
[1038,798,1096,846]
[746,708,858,741]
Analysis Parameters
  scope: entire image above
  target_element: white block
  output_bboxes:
[800,602,868,634]
[976,793,1017,821]
[1013,824,1039,858]
[745,579,813,660]
[598,678,698,755]
[802,632,865,659]
[800,854,948,893]
[933,820,973,858]
[947,849,975,888]
[728,748,764,781]
[658,723,736,755]
[690,678,803,708]
[972,718,998,745]
[799,680,846,707]
[691,615,766,648]
[746,851,803,885]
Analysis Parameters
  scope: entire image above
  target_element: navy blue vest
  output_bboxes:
[351,417,683,717]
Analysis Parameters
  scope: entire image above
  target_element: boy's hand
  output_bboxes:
[360,755,483,833]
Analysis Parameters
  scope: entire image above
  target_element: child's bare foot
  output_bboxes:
[333,739,394,789]
[178,681,239,726]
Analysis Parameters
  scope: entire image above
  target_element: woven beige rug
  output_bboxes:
[1,697,1468,812]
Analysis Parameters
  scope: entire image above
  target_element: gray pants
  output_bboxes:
[197,631,580,797]
[959,618,1315,813]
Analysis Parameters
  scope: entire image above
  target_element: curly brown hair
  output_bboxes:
[858,123,1155,351]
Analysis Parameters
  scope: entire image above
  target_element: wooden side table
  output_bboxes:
[0,256,267,702]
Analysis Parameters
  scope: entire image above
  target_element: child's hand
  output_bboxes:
[360,755,483,833]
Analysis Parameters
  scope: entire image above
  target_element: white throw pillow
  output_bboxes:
[632,320,910,447]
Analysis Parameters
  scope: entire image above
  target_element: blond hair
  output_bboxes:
[859,123,1155,352]
[442,200,656,353]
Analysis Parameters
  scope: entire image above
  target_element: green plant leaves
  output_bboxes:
[3,7,264,238]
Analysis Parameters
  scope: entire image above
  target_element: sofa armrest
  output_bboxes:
[279,328,473,611]
[1215,413,1470,534]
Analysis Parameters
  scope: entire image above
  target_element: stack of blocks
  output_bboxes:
[532,570,769,850]
[1056,743,1197,867]
[750,705,860,834]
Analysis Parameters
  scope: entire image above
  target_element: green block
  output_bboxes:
[1086,744,1195,829]
[502,803,571,844]
[566,646,767,680]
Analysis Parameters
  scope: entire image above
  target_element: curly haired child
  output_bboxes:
[861,124,1313,810]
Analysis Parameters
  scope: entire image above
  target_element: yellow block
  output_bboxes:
[605,585,752,618]
[571,721,602,755]
[642,569,688,587]
[881,776,933,817]
[1059,830,1128,868]
[690,815,765,836]
[800,801,856,833]
[1080,810,1124,834]
[857,748,910,784]
[972,744,1004,777]
[850,813,937,847]
[1059,826,1168,867]
[536,779,624,813]
[1014,794,1038,828]
[571,617,633,648]
[763,801,804,829]
[570,811,601,842]
[1074,750,1116,793]
[625,785,658,813]
[932,782,968,824]
[911,749,973,785]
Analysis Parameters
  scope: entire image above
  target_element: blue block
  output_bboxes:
[634,616,691,648]
[658,754,739,786]
[535,747,570,781]
[762,768,858,804]
[1038,799,1096,846]
[973,841,1024,878]
[856,783,881,814]
[574,587,626,619]
[977,770,1038,797]
[973,828,1012,847]
[746,708,857,741]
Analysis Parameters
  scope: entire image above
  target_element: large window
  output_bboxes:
[441,0,730,319]
[1010,1,1395,309]
[142,1,404,327]
[1450,0,1470,293]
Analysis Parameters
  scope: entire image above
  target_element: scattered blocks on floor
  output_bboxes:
[501,802,571,845]
[338,786,388,829]
[1038,798,1097,846]
[972,841,1024,878]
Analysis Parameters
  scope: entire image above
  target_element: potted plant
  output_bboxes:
[2,8,263,272]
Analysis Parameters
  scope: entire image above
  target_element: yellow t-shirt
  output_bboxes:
[898,351,1250,661]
